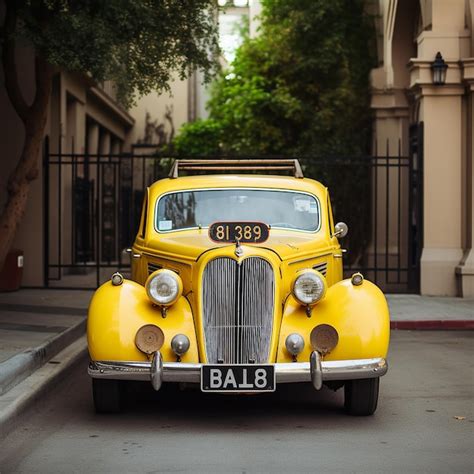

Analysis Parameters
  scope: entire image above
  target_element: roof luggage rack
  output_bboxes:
[168,159,304,179]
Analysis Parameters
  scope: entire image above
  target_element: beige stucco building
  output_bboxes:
[371,0,473,296]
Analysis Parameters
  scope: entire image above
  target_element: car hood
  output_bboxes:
[147,230,331,262]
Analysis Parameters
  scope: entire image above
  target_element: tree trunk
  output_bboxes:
[0,50,53,270]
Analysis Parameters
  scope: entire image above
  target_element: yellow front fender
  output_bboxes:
[277,279,390,363]
[87,279,199,363]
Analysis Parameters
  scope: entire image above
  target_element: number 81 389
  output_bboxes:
[208,221,269,243]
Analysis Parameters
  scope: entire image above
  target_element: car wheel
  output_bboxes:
[92,379,122,414]
[344,377,379,416]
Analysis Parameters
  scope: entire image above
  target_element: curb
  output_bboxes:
[0,335,87,440]
[390,320,474,330]
[0,318,86,396]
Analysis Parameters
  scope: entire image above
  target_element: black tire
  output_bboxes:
[92,378,122,414]
[344,377,380,416]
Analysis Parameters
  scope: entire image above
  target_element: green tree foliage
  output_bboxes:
[12,0,219,106]
[174,119,223,156]
[174,0,376,264]
[175,0,375,156]
[0,0,219,269]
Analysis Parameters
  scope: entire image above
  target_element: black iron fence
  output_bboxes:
[43,132,423,292]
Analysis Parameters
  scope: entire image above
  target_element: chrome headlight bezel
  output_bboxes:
[145,269,183,307]
[292,269,327,306]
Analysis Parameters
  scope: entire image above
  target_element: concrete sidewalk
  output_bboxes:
[386,294,473,329]
[0,289,91,396]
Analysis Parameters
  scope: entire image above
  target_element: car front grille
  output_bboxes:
[202,257,274,364]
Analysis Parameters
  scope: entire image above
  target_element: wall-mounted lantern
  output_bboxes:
[431,52,448,85]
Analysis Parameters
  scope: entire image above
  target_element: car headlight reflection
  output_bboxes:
[146,269,182,306]
[292,270,327,305]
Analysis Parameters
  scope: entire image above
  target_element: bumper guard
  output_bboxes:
[88,352,387,391]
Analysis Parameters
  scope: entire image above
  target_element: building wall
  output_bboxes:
[126,77,189,150]
[0,39,135,286]
[372,0,473,296]
[249,0,263,38]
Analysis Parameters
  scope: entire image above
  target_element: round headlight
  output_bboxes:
[292,270,327,306]
[145,269,182,306]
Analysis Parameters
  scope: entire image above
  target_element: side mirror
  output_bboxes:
[333,222,348,238]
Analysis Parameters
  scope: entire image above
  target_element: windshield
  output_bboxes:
[155,189,320,232]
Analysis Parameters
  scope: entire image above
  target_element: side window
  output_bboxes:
[327,193,335,235]
[140,193,148,239]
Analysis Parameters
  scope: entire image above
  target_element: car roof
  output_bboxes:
[148,174,327,200]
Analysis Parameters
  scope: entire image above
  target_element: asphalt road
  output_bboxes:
[1,331,473,474]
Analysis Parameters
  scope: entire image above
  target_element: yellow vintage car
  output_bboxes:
[87,159,390,415]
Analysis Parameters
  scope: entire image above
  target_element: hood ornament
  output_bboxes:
[235,239,244,257]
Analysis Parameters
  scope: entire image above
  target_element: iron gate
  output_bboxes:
[43,134,423,292]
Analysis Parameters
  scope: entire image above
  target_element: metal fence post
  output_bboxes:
[43,136,50,287]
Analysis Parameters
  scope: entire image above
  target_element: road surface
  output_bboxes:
[1,331,473,473]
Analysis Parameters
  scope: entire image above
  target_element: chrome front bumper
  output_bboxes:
[88,352,387,391]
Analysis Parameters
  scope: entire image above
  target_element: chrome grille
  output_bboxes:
[202,257,274,364]
[313,261,327,276]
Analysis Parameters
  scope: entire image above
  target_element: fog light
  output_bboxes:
[285,333,305,356]
[111,272,124,286]
[135,324,165,355]
[351,272,364,286]
[171,334,190,356]
[310,324,339,355]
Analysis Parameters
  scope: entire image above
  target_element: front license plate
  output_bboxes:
[201,365,275,393]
